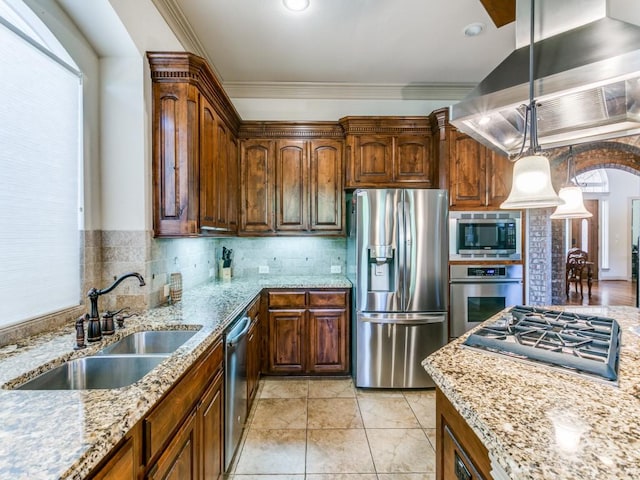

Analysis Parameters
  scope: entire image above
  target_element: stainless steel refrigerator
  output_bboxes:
[347,188,449,388]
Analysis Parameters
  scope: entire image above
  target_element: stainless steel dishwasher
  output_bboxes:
[224,312,251,472]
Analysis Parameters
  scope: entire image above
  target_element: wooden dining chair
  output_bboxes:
[566,249,589,298]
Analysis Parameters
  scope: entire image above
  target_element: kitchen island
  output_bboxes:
[423,305,640,480]
[0,276,350,480]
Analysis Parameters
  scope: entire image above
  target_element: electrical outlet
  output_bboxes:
[258,265,269,274]
[163,284,170,297]
[331,265,342,273]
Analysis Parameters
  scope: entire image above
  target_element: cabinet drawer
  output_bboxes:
[268,291,306,308]
[308,290,347,308]
[144,339,223,463]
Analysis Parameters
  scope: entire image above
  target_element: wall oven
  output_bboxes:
[449,211,521,260]
[449,265,523,338]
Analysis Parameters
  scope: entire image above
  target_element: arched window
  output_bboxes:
[0,0,83,328]
[574,169,609,193]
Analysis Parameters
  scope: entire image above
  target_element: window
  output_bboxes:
[574,169,609,193]
[0,0,82,328]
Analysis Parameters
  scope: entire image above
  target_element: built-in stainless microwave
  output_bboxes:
[449,211,521,260]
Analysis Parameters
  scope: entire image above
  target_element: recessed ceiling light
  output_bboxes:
[283,0,310,12]
[463,22,485,37]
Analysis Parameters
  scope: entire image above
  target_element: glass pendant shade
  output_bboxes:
[550,185,592,219]
[500,154,564,209]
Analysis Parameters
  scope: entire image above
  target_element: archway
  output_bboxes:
[545,139,640,304]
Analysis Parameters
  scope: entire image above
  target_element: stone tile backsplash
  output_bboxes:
[219,237,346,278]
[0,231,349,346]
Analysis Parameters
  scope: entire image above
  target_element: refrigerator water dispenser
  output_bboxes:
[368,245,395,292]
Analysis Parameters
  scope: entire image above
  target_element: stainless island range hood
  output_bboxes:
[451,0,640,156]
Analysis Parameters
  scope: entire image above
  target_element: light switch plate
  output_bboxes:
[331,265,342,273]
[258,265,269,274]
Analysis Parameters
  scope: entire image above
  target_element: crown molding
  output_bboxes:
[150,0,221,78]
[222,81,474,100]
[151,0,474,101]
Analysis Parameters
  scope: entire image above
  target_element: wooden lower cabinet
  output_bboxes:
[91,429,140,480]
[267,289,350,375]
[200,370,224,480]
[436,388,491,480]
[147,410,198,480]
[246,318,260,402]
[308,308,348,373]
[91,340,224,479]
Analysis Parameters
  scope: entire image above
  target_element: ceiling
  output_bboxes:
[151,0,518,99]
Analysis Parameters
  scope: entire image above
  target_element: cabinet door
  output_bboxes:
[199,96,218,230]
[215,122,229,229]
[268,309,305,373]
[246,319,260,406]
[200,370,224,480]
[307,309,348,374]
[353,136,393,184]
[276,140,308,231]
[394,135,433,185]
[449,132,486,208]
[310,140,343,232]
[486,148,512,208]
[240,140,275,233]
[227,136,239,232]
[153,83,200,236]
[147,410,198,480]
[92,433,138,480]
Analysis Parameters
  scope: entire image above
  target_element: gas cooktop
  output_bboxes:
[463,306,621,384]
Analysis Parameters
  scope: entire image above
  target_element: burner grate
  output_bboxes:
[463,306,620,383]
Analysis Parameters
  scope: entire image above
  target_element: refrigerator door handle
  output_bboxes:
[359,312,446,325]
[397,200,406,305]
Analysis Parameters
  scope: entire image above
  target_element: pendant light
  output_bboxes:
[500,0,562,210]
[550,147,592,219]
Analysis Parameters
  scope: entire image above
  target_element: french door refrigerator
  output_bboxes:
[347,189,448,388]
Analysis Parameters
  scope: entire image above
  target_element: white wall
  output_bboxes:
[599,169,640,280]
[232,98,454,120]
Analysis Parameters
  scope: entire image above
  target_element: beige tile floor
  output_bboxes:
[225,377,437,480]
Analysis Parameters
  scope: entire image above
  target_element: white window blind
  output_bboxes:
[0,19,81,327]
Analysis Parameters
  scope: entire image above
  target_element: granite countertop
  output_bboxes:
[423,305,640,480]
[0,276,351,480]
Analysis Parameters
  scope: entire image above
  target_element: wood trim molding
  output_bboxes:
[239,121,344,139]
[147,52,242,133]
[339,116,432,136]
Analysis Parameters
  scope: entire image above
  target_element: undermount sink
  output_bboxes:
[15,355,166,390]
[98,329,199,355]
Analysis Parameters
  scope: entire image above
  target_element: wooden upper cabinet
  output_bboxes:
[200,99,237,233]
[152,82,200,236]
[395,135,433,184]
[240,140,275,233]
[148,52,241,238]
[276,140,308,231]
[238,123,345,236]
[449,129,512,209]
[216,122,229,228]
[353,136,393,184]
[449,131,486,207]
[199,95,218,230]
[486,148,512,207]
[227,135,239,232]
[310,139,343,232]
[340,117,435,188]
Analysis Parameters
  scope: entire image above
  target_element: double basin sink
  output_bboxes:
[15,330,199,391]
